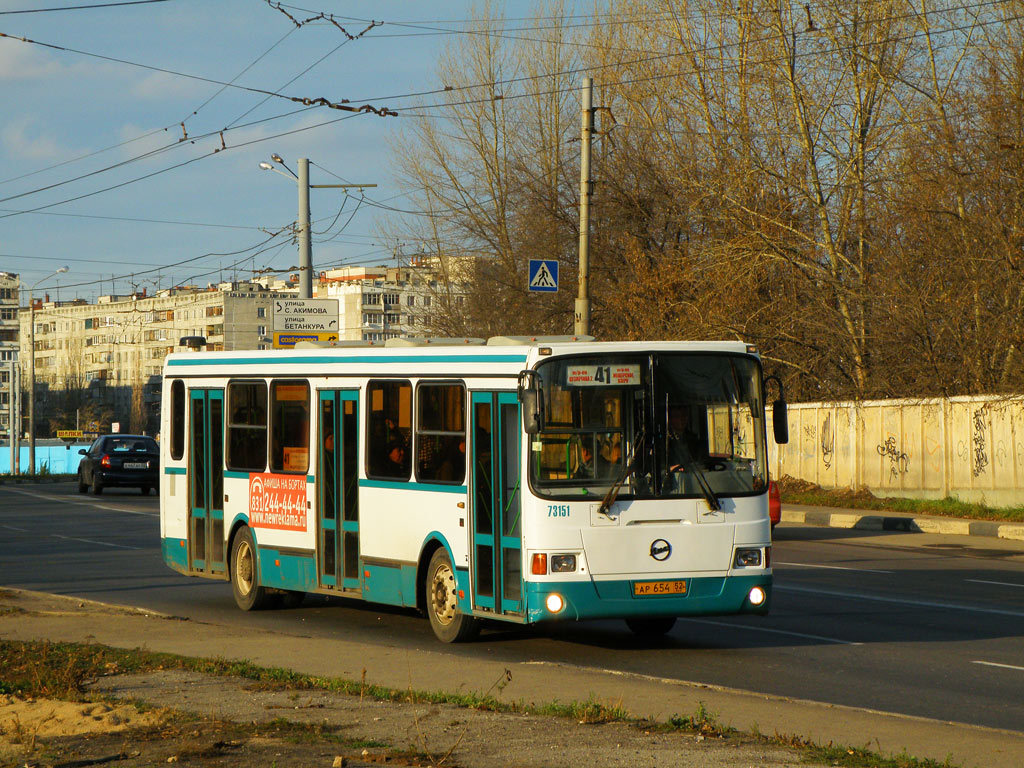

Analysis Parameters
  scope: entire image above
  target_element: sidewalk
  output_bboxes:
[781,503,1024,541]
[2,588,1023,768]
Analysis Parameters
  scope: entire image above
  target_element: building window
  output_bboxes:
[257,307,267,318]
[383,293,399,305]
[406,296,415,307]
[257,325,267,337]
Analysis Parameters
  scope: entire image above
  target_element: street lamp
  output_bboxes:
[258,154,375,299]
[27,266,69,475]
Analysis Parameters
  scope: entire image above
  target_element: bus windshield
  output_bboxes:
[530,353,767,500]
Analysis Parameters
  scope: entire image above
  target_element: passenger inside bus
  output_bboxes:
[666,404,704,471]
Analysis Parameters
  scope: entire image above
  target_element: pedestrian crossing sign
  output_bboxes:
[528,259,559,292]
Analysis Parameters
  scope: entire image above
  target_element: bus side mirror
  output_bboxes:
[773,399,789,444]
[517,370,544,435]
[764,374,789,445]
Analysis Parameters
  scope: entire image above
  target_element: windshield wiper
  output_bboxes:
[668,446,722,512]
[598,426,645,517]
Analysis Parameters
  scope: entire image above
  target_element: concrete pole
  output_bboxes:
[6,361,13,469]
[298,158,313,299]
[28,299,35,475]
[12,362,19,475]
[575,77,593,337]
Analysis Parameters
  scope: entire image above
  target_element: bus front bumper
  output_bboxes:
[525,574,772,623]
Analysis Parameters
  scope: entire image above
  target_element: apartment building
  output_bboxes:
[318,257,469,341]
[19,280,287,435]
[15,260,464,438]
[0,272,19,440]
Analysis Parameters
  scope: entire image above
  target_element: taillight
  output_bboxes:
[769,480,781,522]
[100,454,111,468]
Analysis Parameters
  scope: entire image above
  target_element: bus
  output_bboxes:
[158,336,788,642]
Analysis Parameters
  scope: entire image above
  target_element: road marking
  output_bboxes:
[966,579,1024,589]
[776,561,894,574]
[972,661,1024,672]
[2,525,30,532]
[51,534,140,550]
[2,486,158,517]
[777,584,1024,619]
[682,617,862,645]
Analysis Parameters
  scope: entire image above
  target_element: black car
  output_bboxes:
[78,434,160,495]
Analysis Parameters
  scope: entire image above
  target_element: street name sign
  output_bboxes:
[273,298,340,333]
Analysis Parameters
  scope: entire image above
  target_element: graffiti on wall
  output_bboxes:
[877,436,910,480]
[821,412,834,469]
[972,407,989,477]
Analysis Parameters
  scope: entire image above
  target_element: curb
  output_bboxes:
[781,507,1024,542]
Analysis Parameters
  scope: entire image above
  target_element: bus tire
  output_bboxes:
[625,617,676,637]
[230,526,272,611]
[426,548,479,643]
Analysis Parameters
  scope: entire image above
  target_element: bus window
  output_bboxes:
[227,381,268,472]
[416,383,465,483]
[170,379,185,460]
[270,380,310,473]
[367,380,411,480]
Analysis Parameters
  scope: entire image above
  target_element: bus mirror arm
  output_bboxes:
[517,370,545,435]
[764,375,789,445]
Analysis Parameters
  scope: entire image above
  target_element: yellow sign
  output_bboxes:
[273,332,339,349]
[57,429,84,439]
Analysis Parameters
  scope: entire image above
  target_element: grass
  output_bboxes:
[0,639,964,768]
[778,476,1024,523]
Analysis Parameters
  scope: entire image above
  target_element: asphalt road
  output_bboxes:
[2,481,1023,733]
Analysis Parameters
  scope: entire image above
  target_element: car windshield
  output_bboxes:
[530,353,767,500]
[105,437,158,453]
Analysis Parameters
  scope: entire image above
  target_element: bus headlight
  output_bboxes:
[748,586,766,606]
[545,593,565,613]
[734,548,763,567]
[550,554,577,573]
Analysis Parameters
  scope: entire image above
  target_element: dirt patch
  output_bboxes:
[0,669,806,768]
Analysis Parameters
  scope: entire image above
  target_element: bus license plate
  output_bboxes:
[634,580,687,596]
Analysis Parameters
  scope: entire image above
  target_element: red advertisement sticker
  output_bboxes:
[249,473,308,531]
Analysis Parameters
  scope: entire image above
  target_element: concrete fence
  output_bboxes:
[769,395,1024,508]
[0,443,91,475]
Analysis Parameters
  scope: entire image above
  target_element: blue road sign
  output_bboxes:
[528,259,559,292]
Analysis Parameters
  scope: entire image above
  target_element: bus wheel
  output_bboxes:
[230,526,272,611]
[625,617,676,637]
[426,548,479,643]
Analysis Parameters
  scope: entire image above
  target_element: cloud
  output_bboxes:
[1,116,69,161]
[0,37,64,80]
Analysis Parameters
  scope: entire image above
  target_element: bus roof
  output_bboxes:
[163,338,758,377]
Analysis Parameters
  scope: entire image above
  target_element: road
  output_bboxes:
[2,481,1023,734]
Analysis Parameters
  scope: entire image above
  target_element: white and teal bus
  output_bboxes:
[159,336,788,642]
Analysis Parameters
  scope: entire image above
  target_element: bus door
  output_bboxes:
[317,390,361,591]
[188,388,224,575]
[470,392,523,616]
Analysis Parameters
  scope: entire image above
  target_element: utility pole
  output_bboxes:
[575,77,593,337]
[297,158,313,299]
[261,156,375,300]
[6,361,15,474]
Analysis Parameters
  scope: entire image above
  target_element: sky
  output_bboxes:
[0,0,543,302]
